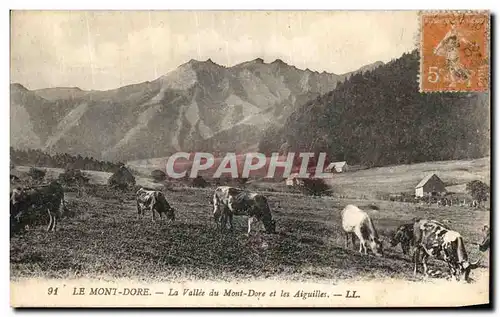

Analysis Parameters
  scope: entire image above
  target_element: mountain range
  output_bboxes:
[10,58,383,162]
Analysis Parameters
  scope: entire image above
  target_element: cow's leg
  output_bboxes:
[422,253,430,278]
[52,210,57,232]
[46,209,54,232]
[229,214,233,230]
[151,207,156,222]
[220,212,227,233]
[344,232,349,249]
[446,263,455,281]
[402,242,409,255]
[53,215,57,232]
[247,217,256,236]
[358,238,366,254]
[413,246,421,276]
[354,228,365,254]
[351,233,356,250]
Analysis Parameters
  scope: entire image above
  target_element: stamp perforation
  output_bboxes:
[417,10,490,93]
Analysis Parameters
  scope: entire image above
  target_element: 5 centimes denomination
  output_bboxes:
[419,10,490,92]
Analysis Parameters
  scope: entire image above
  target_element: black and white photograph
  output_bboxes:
[8,10,491,307]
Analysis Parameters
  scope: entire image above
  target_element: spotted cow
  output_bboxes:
[136,188,176,222]
[390,223,415,255]
[413,219,481,282]
[212,186,276,235]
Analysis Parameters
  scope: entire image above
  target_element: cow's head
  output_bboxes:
[368,236,384,257]
[10,187,28,213]
[390,228,404,247]
[167,207,176,222]
[479,225,490,252]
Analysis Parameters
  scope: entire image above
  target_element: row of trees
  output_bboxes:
[10,147,123,173]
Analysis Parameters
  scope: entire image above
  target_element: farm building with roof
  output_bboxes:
[415,173,447,197]
[325,161,348,173]
[286,173,305,186]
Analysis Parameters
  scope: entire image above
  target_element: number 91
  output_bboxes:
[48,287,59,295]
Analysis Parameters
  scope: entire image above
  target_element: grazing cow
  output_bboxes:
[341,204,383,257]
[390,223,414,255]
[136,188,176,222]
[413,219,481,282]
[212,186,276,235]
[10,181,65,232]
[479,225,490,252]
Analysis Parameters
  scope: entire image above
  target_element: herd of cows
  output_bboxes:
[10,180,491,283]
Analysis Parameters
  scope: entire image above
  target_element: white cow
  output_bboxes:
[341,204,383,256]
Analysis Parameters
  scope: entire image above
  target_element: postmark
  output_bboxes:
[419,11,490,93]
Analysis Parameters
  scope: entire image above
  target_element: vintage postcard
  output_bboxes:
[9,10,491,308]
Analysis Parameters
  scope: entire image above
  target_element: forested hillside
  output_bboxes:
[259,50,490,168]
[10,147,123,173]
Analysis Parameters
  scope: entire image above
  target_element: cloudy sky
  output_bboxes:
[11,11,419,90]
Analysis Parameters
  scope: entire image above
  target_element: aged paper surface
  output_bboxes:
[10,10,491,308]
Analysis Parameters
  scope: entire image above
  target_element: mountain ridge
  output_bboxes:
[11,58,385,162]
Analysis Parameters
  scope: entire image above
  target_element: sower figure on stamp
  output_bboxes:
[433,26,473,88]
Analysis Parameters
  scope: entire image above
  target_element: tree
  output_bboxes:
[58,168,90,186]
[300,178,330,196]
[151,169,167,182]
[191,175,208,188]
[466,180,490,205]
[27,167,46,181]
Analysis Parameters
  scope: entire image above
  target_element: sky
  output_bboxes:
[10,10,419,91]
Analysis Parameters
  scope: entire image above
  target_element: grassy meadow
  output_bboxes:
[10,159,490,283]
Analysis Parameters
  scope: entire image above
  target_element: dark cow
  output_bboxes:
[479,225,490,252]
[10,181,65,233]
[390,223,415,255]
[136,188,176,222]
[413,219,481,282]
[341,204,383,256]
[212,186,276,235]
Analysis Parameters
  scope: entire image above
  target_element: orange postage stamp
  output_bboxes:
[419,11,490,93]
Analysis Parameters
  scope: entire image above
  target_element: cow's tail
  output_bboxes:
[136,199,141,216]
[60,197,66,216]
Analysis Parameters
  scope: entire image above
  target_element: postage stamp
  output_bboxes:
[9,10,491,308]
[419,11,490,93]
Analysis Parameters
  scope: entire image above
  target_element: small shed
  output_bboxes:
[415,173,447,197]
[325,161,348,173]
[286,173,305,187]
